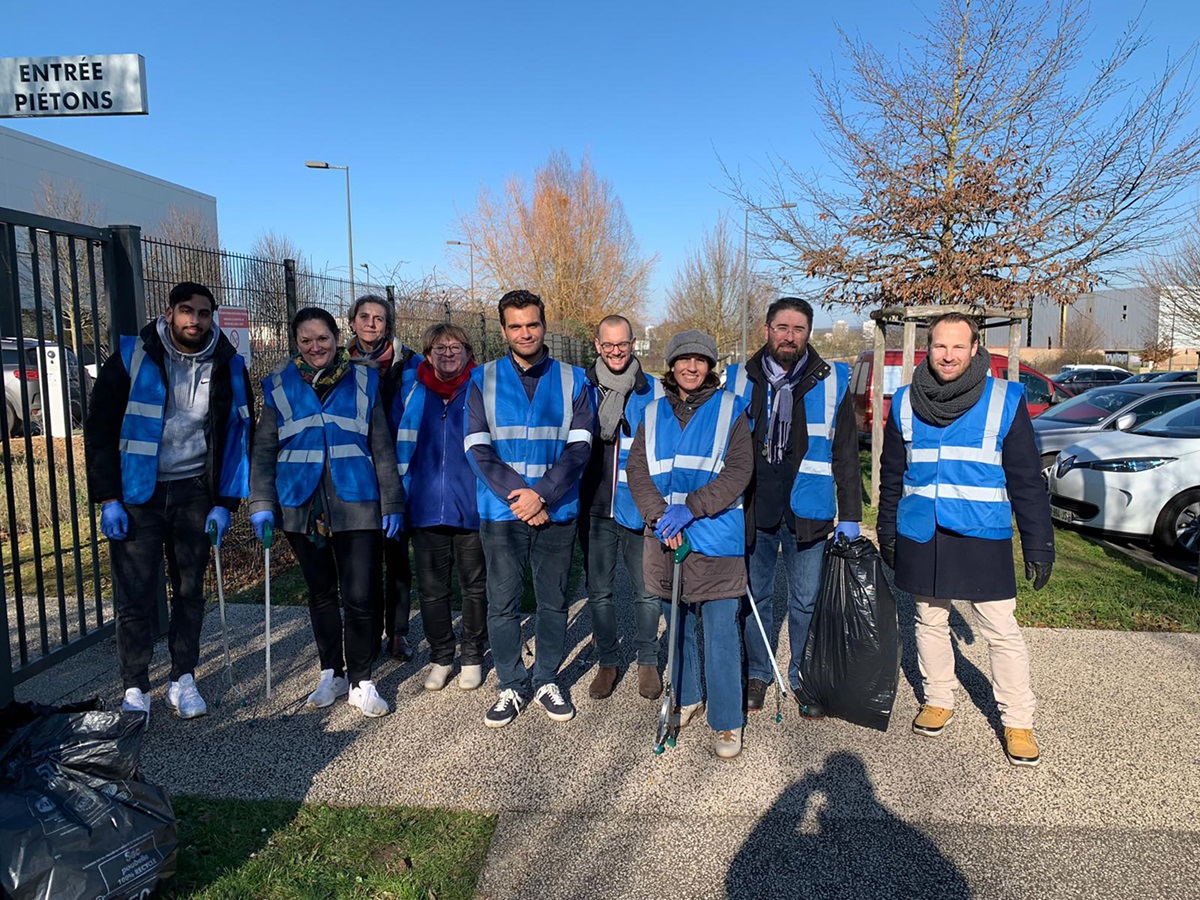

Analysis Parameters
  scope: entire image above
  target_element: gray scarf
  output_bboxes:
[910,347,992,427]
[595,357,640,441]
[762,351,806,464]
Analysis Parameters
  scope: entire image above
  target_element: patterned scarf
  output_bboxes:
[762,351,806,464]
[294,346,352,393]
[346,334,395,369]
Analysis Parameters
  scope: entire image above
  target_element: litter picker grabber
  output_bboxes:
[745,583,789,723]
[207,521,246,707]
[654,532,691,755]
[263,521,274,700]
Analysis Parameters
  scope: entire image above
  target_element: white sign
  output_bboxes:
[216,307,252,370]
[0,54,148,118]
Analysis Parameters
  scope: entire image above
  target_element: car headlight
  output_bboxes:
[1085,457,1176,473]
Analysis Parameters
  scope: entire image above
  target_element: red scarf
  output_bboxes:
[417,359,475,399]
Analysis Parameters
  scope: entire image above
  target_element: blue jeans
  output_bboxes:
[744,527,825,690]
[480,519,576,694]
[662,597,743,731]
[580,515,661,667]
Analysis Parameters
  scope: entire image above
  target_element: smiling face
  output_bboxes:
[351,301,388,350]
[502,303,546,363]
[671,354,711,397]
[595,319,634,374]
[764,307,811,368]
[296,318,338,369]
[430,336,469,380]
[166,295,215,352]
[928,319,978,383]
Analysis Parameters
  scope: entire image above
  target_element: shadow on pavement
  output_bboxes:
[725,751,969,900]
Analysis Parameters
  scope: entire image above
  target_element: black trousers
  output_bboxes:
[383,533,412,641]
[286,529,382,685]
[412,526,488,665]
[110,476,211,692]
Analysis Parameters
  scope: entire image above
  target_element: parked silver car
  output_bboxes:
[1,338,91,436]
[1032,382,1200,469]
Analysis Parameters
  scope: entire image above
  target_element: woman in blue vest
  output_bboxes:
[249,307,406,718]
[625,330,754,759]
[397,323,488,692]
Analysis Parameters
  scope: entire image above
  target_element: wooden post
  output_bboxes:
[870,318,887,508]
[1009,318,1022,382]
[901,318,917,387]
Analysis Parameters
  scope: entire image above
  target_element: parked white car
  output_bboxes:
[1047,399,1200,555]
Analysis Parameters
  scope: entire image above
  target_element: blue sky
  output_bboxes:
[5,0,1200,328]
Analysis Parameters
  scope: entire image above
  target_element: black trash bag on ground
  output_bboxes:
[0,701,177,900]
[796,535,900,732]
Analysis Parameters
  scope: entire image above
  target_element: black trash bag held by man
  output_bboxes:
[796,535,900,731]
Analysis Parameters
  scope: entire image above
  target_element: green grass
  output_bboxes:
[859,451,1200,632]
[164,796,497,900]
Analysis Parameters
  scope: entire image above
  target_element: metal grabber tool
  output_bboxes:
[654,532,691,755]
[746,583,789,723]
[263,521,274,700]
[207,521,246,706]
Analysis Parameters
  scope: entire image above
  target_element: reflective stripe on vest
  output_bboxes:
[895,378,1021,542]
[613,375,665,530]
[644,390,745,558]
[469,358,591,523]
[395,380,425,496]
[790,361,849,521]
[117,336,250,504]
[264,362,380,508]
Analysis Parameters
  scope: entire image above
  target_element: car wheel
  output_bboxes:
[1152,489,1200,556]
[4,402,16,437]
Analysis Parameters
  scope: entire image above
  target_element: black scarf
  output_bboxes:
[910,347,991,427]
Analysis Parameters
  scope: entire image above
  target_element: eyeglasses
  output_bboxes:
[432,344,465,355]
[599,341,633,353]
[769,324,809,337]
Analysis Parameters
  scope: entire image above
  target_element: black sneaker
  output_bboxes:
[746,678,769,711]
[484,689,528,728]
[797,697,826,720]
[533,683,576,722]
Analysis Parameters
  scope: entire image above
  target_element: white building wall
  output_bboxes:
[1028,288,1158,351]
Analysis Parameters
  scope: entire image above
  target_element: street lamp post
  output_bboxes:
[446,240,475,307]
[305,160,355,305]
[741,202,797,362]
[360,262,370,288]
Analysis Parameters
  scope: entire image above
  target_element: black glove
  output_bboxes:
[1025,559,1053,591]
[880,540,896,569]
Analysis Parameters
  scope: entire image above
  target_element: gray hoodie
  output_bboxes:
[156,317,219,480]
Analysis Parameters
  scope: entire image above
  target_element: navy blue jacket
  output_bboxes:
[408,382,480,531]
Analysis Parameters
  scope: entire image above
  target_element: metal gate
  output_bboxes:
[0,208,147,705]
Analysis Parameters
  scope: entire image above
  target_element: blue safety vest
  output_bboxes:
[790,362,850,521]
[608,375,665,531]
[117,335,251,505]
[643,390,747,558]
[895,377,1022,542]
[464,357,592,523]
[263,362,380,508]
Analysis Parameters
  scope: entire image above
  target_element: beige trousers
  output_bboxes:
[914,596,1036,729]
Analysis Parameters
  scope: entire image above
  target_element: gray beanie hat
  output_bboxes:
[665,329,719,367]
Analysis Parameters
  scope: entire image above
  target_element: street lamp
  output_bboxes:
[742,202,797,362]
[305,160,355,305]
[360,262,370,287]
[446,240,475,307]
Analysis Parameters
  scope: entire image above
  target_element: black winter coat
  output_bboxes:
[876,395,1055,601]
[84,321,255,511]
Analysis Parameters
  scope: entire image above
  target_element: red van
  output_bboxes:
[849,349,1060,442]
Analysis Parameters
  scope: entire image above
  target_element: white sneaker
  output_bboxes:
[348,680,391,717]
[166,674,208,719]
[458,664,483,691]
[122,687,150,721]
[673,701,703,729]
[715,726,744,759]
[424,663,454,692]
[306,669,351,708]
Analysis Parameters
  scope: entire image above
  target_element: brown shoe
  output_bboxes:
[588,666,619,699]
[912,705,954,736]
[1003,727,1041,768]
[638,665,663,699]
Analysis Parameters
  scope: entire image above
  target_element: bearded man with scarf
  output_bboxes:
[725,297,862,718]
[579,315,665,701]
[877,313,1054,768]
[345,294,423,662]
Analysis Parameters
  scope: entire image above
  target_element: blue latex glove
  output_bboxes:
[205,506,231,548]
[834,521,861,542]
[100,501,128,540]
[383,513,405,540]
[655,504,695,541]
[250,510,275,547]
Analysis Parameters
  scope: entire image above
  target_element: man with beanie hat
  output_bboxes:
[724,297,861,719]
[580,315,664,701]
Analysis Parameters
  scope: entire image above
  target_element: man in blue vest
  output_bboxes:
[878,313,1053,767]
[579,314,663,701]
[85,281,253,722]
[725,297,861,718]
[465,290,596,728]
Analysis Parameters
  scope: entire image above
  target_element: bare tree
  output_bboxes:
[1140,317,1174,368]
[731,0,1200,313]
[1059,312,1105,366]
[664,214,778,363]
[1140,207,1200,350]
[33,178,103,353]
[460,150,656,338]
[142,206,222,313]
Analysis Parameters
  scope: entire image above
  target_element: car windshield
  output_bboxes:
[1133,399,1200,438]
[1036,389,1140,424]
